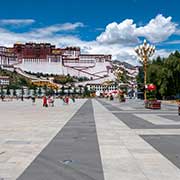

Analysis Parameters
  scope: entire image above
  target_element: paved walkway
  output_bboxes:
[0,99,86,180]
[18,100,104,180]
[0,98,180,180]
[96,99,180,180]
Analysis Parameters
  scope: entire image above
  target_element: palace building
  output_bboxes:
[0,46,17,65]
[0,43,113,81]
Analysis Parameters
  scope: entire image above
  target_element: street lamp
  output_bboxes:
[135,39,155,100]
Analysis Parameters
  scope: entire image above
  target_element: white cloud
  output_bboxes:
[73,42,140,65]
[97,20,139,44]
[0,22,85,46]
[136,14,177,43]
[164,40,180,45]
[153,49,171,59]
[97,14,177,45]
[31,22,84,37]
[0,19,35,26]
[175,29,180,35]
[0,23,86,49]
[0,27,140,65]
[0,16,176,66]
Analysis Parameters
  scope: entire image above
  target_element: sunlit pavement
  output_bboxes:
[0,98,180,180]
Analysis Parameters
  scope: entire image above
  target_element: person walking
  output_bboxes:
[31,96,36,105]
[65,96,69,104]
[43,96,48,107]
[1,95,4,101]
[48,96,54,107]
[178,100,180,116]
[71,95,75,103]
[62,96,66,105]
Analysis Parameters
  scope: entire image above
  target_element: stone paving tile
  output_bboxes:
[95,99,180,180]
[17,100,104,180]
[134,114,180,125]
[100,98,178,112]
[1,97,180,180]
[134,129,180,135]
[0,99,86,180]
[159,115,180,121]
[141,135,180,170]
[98,99,180,129]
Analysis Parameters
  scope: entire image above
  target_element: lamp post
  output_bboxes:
[135,39,155,100]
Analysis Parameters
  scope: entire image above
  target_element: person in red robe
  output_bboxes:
[43,96,48,107]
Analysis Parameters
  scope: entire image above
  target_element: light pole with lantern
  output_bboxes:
[135,40,155,100]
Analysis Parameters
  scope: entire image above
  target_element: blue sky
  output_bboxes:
[0,0,180,64]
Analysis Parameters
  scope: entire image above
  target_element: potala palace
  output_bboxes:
[0,43,113,77]
[0,42,138,94]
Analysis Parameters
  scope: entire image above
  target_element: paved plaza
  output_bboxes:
[0,98,180,180]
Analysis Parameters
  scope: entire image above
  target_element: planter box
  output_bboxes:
[119,98,125,102]
[145,100,161,109]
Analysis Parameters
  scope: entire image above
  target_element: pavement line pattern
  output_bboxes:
[134,129,180,135]
[93,99,180,180]
[134,114,180,125]
[111,111,176,113]
[0,99,87,180]
[141,135,180,170]
[159,115,180,121]
[101,99,178,112]
[108,101,136,110]
[17,100,104,180]
[110,111,180,130]
[117,106,135,110]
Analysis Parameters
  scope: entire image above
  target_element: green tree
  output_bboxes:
[83,86,90,97]
[0,86,4,96]
[68,86,71,96]
[79,85,83,95]
[43,85,48,95]
[38,87,42,97]
[47,88,54,96]
[140,50,180,99]
[115,68,129,84]
[33,87,37,96]
[73,87,77,95]
[61,86,65,95]
[53,75,74,85]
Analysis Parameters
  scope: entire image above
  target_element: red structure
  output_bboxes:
[0,42,112,67]
[12,43,110,62]
[13,43,56,59]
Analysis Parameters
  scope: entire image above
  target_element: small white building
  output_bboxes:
[86,83,118,93]
[0,76,9,86]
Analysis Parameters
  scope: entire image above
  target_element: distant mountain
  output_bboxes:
[112,60,136,69]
